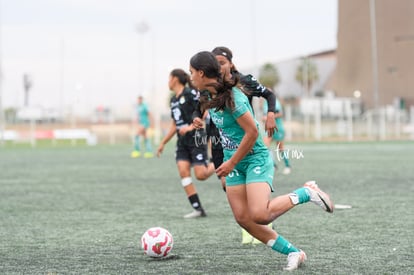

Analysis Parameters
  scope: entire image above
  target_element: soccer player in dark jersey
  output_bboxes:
[157,68,215,219]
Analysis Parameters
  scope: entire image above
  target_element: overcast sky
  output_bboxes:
[0,0,338,116]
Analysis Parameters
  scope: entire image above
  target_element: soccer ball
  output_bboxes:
[141,227,173,258]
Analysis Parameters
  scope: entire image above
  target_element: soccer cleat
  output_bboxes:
[283,250,307,271]
[242,228,254,244]
[282,167,291,175]
[131,151,141,158]
[304,181,334,213]
[183,209,207,219]
[252,237,261,244]
[144,152,154,158]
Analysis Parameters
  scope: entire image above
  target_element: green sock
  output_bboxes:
[134,136,140,151]
[283,151,290,167]
[270,235,300,255]
[145,138,152,151]
[292,187,310,204]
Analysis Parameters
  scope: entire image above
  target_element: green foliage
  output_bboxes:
[295,58,319,96]
[0,142,413,274]
[258,63,280,90]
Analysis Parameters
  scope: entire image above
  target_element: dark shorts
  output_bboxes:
[211,148,224,169]
[176,144,208,166]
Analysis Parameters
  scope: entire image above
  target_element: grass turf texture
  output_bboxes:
[0,141,413,274]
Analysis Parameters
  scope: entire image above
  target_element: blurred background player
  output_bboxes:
[263,95,291,175]
[131,95,153,158]
[157,69,215,218]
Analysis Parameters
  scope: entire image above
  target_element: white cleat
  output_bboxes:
[283,250,307,271]
[304,181,334,213]
[282,167,291,175]
[183,209,207,219]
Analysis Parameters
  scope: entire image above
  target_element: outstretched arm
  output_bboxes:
[262,90,277,137]
[157,121,176,157]
[240,74,277,136]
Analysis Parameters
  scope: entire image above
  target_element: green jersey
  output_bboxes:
[209,87,268,161]
[137,102,150,128]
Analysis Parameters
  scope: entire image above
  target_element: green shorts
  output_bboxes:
[225,151,274,191]
[139,120,150,129]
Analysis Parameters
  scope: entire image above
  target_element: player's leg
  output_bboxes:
[211,147,226,191]
[176,145,207,218]
[131,125,143,158]
[142,126,154,158]
[246,182,294,223]
[277,140,291,174]
[227,184,305,271]
[191,144,215,180]
[246,181,334,223]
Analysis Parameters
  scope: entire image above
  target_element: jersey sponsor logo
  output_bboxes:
[211,115,224,126]
[253,166,261,174]
[220,130,238,150]
[196,153,203,161]
[172,107,182,122]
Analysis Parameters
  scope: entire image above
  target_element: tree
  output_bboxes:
[295,57,319,96]
[258,63,280,90]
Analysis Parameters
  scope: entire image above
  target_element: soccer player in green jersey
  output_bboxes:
[263,96,291,175]
[131,95,153,158]
[189,51,334,271]
[212,46,278,244]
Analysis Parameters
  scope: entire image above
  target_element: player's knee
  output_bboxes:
[234,215,249,227]
[194,170,208,181]
[181,177,192,187]
[194,175,205,181]
[249,209,269,225]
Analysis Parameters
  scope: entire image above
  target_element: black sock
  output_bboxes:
[188,194,203,211]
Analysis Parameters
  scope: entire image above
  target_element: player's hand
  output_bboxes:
[265,113,277,137]
[156,144,164,157]
[216,160,236,178]
[178,124,194,136]
[192,117,204,129]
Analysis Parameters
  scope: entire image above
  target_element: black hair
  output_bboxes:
[190,51,238,112]
[212,46,240,78]
[211,46,233,62]
[170,68,194,89]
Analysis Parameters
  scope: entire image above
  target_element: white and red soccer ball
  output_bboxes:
[141,227,173,258]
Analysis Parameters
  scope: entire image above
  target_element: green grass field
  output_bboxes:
[1,141,413,274]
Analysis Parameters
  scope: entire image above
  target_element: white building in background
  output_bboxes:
[273,49,337,99]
